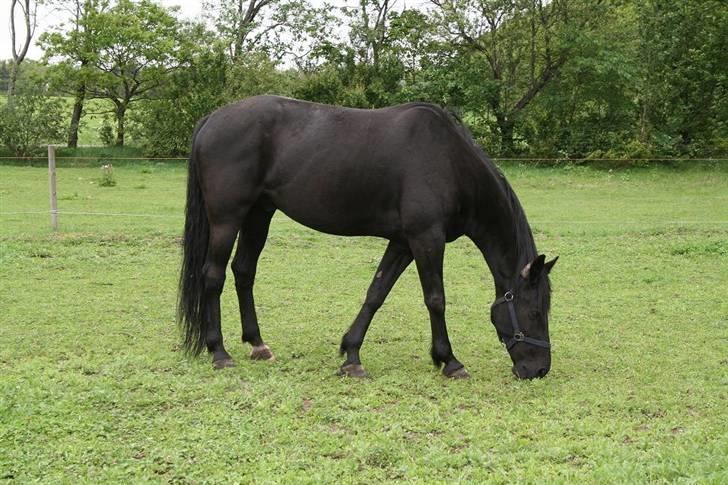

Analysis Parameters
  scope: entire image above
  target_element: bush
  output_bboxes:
[99,118,116,147]
[0,95,66,157]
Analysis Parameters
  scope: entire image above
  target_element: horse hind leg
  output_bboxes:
[203,221,240,369]
[231,204,276,361]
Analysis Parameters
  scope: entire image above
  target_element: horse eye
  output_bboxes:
[529,310,541,320]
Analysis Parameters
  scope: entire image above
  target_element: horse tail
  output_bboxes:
[178,115,210,356]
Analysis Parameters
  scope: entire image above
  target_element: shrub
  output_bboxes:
[99,118,116,147]
[0,95,65,157]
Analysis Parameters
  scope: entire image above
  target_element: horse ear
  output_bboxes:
[544,256,558,274]
[519,261,531,279]
[521,255,546,280]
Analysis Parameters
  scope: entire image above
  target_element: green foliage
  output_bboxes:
[15,0,724,158]
[293,64,346,105]
[521,3,640,158]
[98,117,115,147]
[636,0,728,156]
[224,52,294,100]
[0,94,66,156]
[1,163,727,480]
[41,0,194,147]
[130,40,229,157]
[131,46,294,157]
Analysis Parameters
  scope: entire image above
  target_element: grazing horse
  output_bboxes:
[178,95,557,379]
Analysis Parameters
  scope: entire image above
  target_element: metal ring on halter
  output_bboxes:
[490,290,550,350]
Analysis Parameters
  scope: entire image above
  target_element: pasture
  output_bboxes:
[1,161,726,482]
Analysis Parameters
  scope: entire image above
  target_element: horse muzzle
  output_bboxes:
[512,363,550,379]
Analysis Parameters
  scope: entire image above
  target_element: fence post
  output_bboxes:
[48,145,58,231]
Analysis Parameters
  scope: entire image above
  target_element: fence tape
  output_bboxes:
[2,156,728,162]
[1,210,727,225]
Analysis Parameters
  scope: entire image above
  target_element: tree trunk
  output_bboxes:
[115,104,126,146]
[496,113,515,155]
[67,82,86,148]
[7,62,18,98]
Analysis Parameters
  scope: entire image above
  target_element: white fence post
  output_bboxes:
[48,145,58,231]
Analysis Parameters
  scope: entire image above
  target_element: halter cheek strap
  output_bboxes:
[491,291,551,350]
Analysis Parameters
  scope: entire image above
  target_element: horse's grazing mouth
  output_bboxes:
[178,95,556,380]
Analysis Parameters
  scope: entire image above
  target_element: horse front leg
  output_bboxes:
[339,241,413,377]
[409,230,469,378]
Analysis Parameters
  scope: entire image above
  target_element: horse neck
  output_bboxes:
[464,163,537,292]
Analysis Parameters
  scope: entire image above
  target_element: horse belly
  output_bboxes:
[265,164,403,238]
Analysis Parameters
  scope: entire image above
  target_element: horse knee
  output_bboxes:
[424,293,445,314]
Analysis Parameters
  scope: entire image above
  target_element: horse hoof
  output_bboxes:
[444,366,470,379]
[250,344,275,361]
[338,363,368,378]
[213,358,235,370]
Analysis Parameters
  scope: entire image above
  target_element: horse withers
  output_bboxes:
[177,95,557,379]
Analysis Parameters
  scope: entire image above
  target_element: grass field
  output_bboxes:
[1,161,727,482]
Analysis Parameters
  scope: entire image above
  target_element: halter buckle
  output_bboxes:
[513,331,525,342]
[504,291,514,302]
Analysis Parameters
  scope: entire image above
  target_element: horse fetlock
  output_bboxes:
[430,342,453,367]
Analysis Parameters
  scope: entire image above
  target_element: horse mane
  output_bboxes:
[442,110,537,262]
[441,109,552,311]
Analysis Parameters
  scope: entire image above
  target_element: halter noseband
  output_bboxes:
[491,290,551,350]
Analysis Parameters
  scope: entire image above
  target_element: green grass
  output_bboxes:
[1,162,727,482]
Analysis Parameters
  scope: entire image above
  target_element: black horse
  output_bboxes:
[178,95,557,379]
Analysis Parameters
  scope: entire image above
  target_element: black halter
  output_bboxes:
[491,290,551,350]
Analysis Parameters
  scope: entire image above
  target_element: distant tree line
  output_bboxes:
[1,0,726,159]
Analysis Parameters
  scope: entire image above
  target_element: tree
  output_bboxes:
[76,0,190,146]
[130,25,229,156]
[388,9,436,88]
[41,0,104,148]
[204,0,334,65]
[8,0,40,98]
[204,0,284,61]
[517,2,640,157]
[637,0,728,155]
[295,0,407,108]
[346,0,393,71]
[431,0,604,154]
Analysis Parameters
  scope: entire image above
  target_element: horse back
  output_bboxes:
[195,96,470,239]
